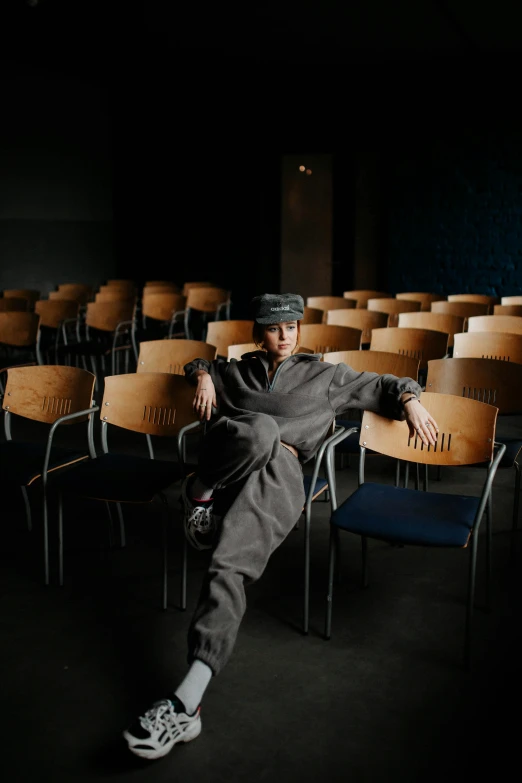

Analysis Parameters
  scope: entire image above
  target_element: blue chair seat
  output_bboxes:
[303,474,328,498]
[0,441,89,485]
[48,452,184,503]
[332,482,479,547]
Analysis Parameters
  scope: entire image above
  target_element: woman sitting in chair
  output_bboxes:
[123,292,438,760]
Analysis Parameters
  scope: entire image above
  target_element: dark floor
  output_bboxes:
[2,412,522,783]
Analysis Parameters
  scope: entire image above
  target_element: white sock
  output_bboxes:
[174,659,213,715]
[191,477,214,502]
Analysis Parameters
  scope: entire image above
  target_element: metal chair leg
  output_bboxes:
[325,526,337,640]
[464,533,479,670]
[21,486,32,532]
[116,503,126,547]
[303,507,311,635]
[43,488,50,585]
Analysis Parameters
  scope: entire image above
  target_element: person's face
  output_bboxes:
[263,321,298,359]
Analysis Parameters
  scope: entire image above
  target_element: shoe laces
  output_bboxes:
[190,505,214,534]
[140,700,174,732]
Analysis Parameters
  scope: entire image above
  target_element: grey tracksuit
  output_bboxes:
[184,351,421,674]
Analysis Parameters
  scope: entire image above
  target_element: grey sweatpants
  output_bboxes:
[187,412,306,676]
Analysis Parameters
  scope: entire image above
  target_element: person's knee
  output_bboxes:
[227,413,280,457]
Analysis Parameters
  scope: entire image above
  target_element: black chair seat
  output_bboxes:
[332,482,479,547]
[47,452,185,502]
[0,441,89,485]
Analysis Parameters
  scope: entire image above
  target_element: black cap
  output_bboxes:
[250,293,305,324]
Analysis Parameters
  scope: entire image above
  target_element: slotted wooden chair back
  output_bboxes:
[299,324,362,354]
[0,312,40,347]
[2,289,40,310]
[369,327,448,370]
[395,292,446,311]
[397,311,464,348]
[142,284,181,296]
[325,309,388,345]
[367,298,421,327]
[186,286,230,313]
[35,299,79,328]
[323,349,420,380]
[182,281,216,296]
[307,296,356,320]
[453,331,522,363]
[101,372,199,436]
[431,300,489,320]
[448,293,499,312]
[138,339,217,375]
[85,301,135,332]
[426,358,522,415]
[55,284,93,304]
[342,290,390,308]
[360,391,497,467]
[467,314,522,335]
[206,320,254,357]
[493,304,522,317]
[0,297,28,312]
[301,306,323,325]
[3,365,96,424]
[501,296,522,305]
[141,293,186,321]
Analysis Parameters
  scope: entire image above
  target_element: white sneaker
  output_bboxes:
[123,697,202,760]
[180,475,217,551]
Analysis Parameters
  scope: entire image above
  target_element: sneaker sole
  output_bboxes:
[124,716,202,760]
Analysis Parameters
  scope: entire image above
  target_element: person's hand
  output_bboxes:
[193,372,217,422]
[403,398,439,446]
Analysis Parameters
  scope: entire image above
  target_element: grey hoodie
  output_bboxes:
[184,351,421,464]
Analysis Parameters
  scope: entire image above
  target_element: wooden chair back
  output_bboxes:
[323,349,420,380]
[142,284,181,296]
[0,297,28,312]
[453,331,522,363]
[144,281,180,289]
[342,290,390,308]
[367,297,421,326]
[0,312,40,347]
[106,279,136,289]
[493,304,522,317]
[138,339,217,375]
[299,324,362,354]
[306,296,356,319]
[431,300,489,320]
[2,289,40,310]
[397,311,464,348]
[227,343,261,361]
[55,284,93,304]
[325,309,388,345]
[426,358,522,415]
[205,320,255,357]
[85,301,135,332]
[35,299,79,328]
[95,289,137,304]
[186,286,230,313]
[447,293,499,312]
[3,365,96,424]
[501,296,522,305]
[301,306,323,325]
[141,293,186,322]
[360,392,497,467]
[101,372,199,436]
[395,292,446,311]
[182,281,216,296]
[369,327,448,370]
[466,314,522,335]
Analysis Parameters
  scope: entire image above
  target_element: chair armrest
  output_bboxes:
[42,405,100,484]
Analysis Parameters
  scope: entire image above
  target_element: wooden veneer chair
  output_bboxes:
[493,305,522,317]
[426,357,522,558]
[431,300,489,323]
[226,343,313,361]
[299,324,362,354]
[138,339,217,375]
[466,315,522,335]
[447,293,499,313]
[0,297,28,312]
[369,327,449,375]
[205,320,254,358]
[342,290,391,308]
[1,364,97,584]
[47,372,200,609]
[182,281,217,297]
[184,287,232,341]
[367,297,421,327]
[322,392,504,668]
[395,292,446,312]
[453,331,522,363]
[34,299,80,365]
[131,293,187,360]
[2,289,40,311]
[0,311,40,378]
[53,284,93,305]
[301,306,323,325]
[325,309,388,347]
[397,311,465,349]
[306,296,356,320]
[501,296,522,305]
